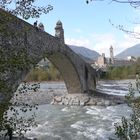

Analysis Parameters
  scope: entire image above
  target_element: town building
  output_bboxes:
[95,53,107,67]
[95,46,135,68]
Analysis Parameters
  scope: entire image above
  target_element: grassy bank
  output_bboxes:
[25,64,62,82]
[102,58,140,80]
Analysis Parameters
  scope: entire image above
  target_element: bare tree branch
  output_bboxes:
[112,0,140,8]
[86,0,140,8]
[109,19,140,39]
[87,0,140,39]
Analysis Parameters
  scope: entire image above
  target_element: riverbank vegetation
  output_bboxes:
[0,82,39,139]
[0,0,53,135]
[113,78,140,140]
[25,63,62,82]
[26,57,140,82]
[102,58,140,80]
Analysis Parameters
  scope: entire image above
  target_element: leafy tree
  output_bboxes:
[102,58,140,80]
[0,0,53,19]
[0,82,39,139]
[0,0,51,131]
[0,0,53,138]
[25,63,62,82]
[114,78,140,140]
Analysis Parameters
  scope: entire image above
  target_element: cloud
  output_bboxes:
[89,33,115,43]
[66,33,117,57]
[90,33,116,57]
[65,38,91,47]
[93,33,140,57]
[134,25,140,33]
[94,42,115,57]
[73,28,82,33]
[65,27,140,58]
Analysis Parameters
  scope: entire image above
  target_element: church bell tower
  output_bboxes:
[110,45,114,64]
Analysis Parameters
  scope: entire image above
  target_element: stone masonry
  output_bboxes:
[0,9,97,104]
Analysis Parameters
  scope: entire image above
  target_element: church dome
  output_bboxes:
[56,20,62,25]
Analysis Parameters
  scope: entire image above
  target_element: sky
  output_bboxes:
[25,0,140,57]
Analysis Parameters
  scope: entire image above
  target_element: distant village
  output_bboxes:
[37,45,137,70]
[92,46,136,69]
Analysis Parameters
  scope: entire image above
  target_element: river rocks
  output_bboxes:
[51,94,89,106]
[53,96,62,103]
[11,82,125,107]
[51,93,124,106]
[104,100,111,106]
[80,96,90,106]
[11,84,67,105]
[86,98,97,106]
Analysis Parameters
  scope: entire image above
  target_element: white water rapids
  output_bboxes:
[22,80,137,139]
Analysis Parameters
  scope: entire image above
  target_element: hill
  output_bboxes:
[116,44,140,59]
[68,45,100,60]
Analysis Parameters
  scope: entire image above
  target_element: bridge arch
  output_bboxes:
[0,9,97,100]
[46,52,81,93]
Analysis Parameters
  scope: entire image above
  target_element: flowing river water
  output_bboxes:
[21,79,137,140]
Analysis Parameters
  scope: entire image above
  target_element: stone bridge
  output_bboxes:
[0,9,97,104]
[0,9,126,124]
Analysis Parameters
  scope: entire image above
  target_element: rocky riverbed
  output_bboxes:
[11,82,125,106]
[51,91,125,106]
[11,83,67,105]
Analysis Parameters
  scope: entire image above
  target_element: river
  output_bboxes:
[22,79,136,140]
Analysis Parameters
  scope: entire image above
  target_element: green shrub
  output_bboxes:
[114,77,140,140]
[0,82,39,139]
[25,64,62,81]
[103,58,140,80]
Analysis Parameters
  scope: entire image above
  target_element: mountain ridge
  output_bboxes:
[116,44,140,59]
[68,45,100,60]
